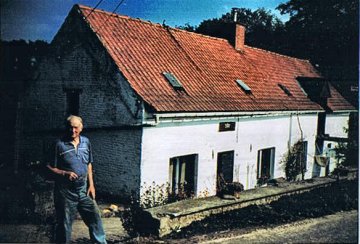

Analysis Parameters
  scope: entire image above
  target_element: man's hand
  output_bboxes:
[87,185,96,199]
[87,163,96,199]
[64,171,78,181]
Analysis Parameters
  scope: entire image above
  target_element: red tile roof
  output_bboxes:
[75,5,354,113]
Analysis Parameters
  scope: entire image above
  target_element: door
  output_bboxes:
[217,150,234,193]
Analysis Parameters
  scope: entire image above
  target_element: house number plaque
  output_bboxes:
[219,122,236,132]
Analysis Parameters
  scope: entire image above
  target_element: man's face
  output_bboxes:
[67,118,83,139]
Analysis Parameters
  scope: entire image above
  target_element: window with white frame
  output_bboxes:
[257,147,275,180]
[169,154,198,198]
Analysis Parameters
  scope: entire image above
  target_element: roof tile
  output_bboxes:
[76,5,353,112]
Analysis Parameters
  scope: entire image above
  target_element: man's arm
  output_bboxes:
[47,165,78,181]
[87,163,96,199]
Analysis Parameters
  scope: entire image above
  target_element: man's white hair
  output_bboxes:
[67,115,83,125]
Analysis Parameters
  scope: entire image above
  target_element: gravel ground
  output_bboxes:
[204,210,358,244]
[119,210,358,244]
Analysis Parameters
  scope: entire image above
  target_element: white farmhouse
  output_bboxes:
[18,5,355,203]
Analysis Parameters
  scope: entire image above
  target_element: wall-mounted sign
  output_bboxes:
[219,122,236,132]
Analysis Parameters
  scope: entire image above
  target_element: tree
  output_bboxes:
[334,113,358,168]
[193,8,286,53]
[0,39,49,168]
[175,23,195,32]
[1,39,49,90]
[277,0,359,106]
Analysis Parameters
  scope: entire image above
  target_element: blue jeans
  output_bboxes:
[54,181,106,244]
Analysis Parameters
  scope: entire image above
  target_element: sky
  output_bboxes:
[0,0,288,42]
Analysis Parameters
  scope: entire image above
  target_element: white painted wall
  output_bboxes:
[140,113,319,199]
[325,113,349,138]
[289,114,318,180]
[236,116,289,189]
[140,120,237,197]
[235,114,318,189]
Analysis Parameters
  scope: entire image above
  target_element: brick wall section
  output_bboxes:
[17,8,144,199]
[85,129,142,200]
[19,7,143,132]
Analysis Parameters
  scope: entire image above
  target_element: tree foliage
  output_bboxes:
[277,0,358,105]
[193,8,285,53]
[335,114,359,168]
[1,39,49,92]
[0,39,50,168]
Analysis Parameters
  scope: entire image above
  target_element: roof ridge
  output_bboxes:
[76,4,228,43]
[76,3,315,63]
[244,45,311,63]
[76,4,164,28]
[169,28,229,42]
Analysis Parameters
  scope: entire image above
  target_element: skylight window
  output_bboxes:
[236,79,252,93]
[163,72,184,90]
[278,83,293,96]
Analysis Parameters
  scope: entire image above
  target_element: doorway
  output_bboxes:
[216,150,234,194]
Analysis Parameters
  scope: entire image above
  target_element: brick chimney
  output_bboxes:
[235,24,245,51]
[231,8,245,51]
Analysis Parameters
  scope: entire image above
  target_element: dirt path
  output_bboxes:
[203,210,358,243]
[72,217,128,243]
[0,217,128,243]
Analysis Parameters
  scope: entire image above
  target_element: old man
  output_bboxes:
[47,115,106,243]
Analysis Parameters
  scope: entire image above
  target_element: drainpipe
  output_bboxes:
[288,114,293,150]
[155,114,160,124]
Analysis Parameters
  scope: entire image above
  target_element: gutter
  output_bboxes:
[329,110,357,114]
[143,110,324,126]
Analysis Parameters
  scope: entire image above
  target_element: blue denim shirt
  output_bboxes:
[51,135,93,180]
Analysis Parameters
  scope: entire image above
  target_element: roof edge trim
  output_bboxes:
[153,110,325,119]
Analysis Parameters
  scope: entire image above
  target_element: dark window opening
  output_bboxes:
[163,72,185,91]
[296,77,332,110]
[169,154,197,199]
[278,83,293,96]
[65,89,81,116]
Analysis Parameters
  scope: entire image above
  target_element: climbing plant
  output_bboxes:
[282,140,307,181]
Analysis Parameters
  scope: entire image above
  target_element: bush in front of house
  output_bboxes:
[121,181,196,238]
[139,181,196,209]
[219,182,244,199]
[0,159,56,225]
[139,182,171,208]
